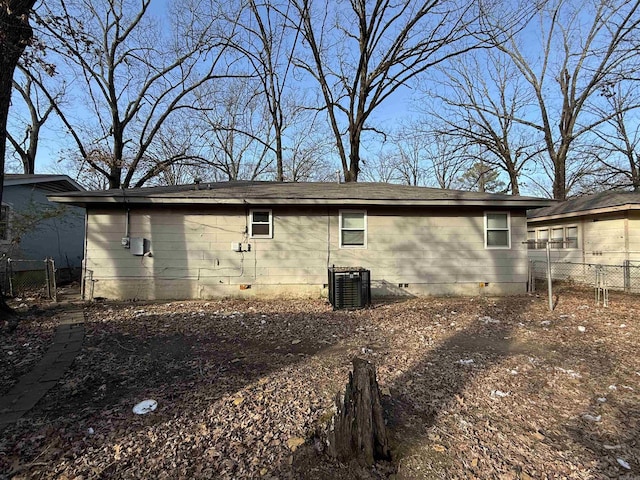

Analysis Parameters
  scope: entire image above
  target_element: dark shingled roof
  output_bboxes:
[528,191,640,219]
[48,181,553,208]
[4,174,85,192]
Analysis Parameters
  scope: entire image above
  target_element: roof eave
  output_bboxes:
[6,175,84,191]
[528,203,640,222]
[48,195,554,209]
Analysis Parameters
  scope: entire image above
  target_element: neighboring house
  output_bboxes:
[49,181,552,300]
[2,174,86,272]
[527,191,640,266]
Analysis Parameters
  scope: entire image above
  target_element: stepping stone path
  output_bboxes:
[0,309,85,430]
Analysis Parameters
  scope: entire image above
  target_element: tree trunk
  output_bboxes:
[346,136,360,182]
[1,0,37,330]
[328,358,390,467]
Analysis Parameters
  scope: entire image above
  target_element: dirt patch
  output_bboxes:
[1,288,639,479]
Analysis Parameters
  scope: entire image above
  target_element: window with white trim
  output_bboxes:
[485,212,510,248]
[249,209,272,238]
[528,225,578,249]
[339,210,366,248]
[566,226,578,248]
[537,228,549,248]
[0,205,10,242]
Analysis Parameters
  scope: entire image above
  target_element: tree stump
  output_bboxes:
[328,357,390,466]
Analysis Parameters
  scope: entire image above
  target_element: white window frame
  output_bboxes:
[548,225,579,250]
[484,211,511,249]
[550,227,564,249]
[536,228,549,249]
[565,225,578,249]
[339,209,367,248]
[529,225,578,250]
[249,209,273,239]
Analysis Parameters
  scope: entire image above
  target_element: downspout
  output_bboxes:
[82,208,89,300]
[122,187,130,247]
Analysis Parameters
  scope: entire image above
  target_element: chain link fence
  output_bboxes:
[530,260,640,293]
[0,258,57,300]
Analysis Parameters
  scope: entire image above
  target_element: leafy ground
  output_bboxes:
[1,286,639,479]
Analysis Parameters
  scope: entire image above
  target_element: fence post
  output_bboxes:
[44,258,51,299]
[623,260,630,292]
[595,266,609,307]
[46,258,57,302]
[546,242,553,311]
[7,257,14,297]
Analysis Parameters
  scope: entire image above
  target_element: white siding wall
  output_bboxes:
[85,206,529,299]
[528,214,633,266]
[627,212,640,260]
[583,215,628,264]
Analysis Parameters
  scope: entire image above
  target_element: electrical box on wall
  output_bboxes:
[231,242,242,252]
[131,237,150,256]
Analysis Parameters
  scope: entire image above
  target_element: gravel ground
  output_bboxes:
[1,286,639,479]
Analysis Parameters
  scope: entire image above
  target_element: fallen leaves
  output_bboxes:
[1,288,639,479]
[286,437,305,452]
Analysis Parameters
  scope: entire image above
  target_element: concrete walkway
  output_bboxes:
[0,308,85,431]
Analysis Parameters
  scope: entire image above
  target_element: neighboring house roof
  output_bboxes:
[528,191,640,221]
[4,174,85,193]
[48,181,554,208]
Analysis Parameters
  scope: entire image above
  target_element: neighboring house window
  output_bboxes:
[566,226,578,248]
[485,212,510,248]
[527,230,536,250]
[537,229,549,249]
[340,210,366,248]
[250,209,272,238]
[529,226,578,249]
[0,205,10,242]
[551,227,564,248]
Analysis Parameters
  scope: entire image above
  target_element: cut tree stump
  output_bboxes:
[328,357,390,466]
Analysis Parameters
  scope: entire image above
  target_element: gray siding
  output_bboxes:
[85,205,529,300]
[2,184,85,268]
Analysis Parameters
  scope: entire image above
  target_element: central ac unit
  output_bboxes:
[328,266,371,310]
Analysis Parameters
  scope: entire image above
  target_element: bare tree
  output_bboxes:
[487,0,640,199]
[283,114,336,182]
[1,0,39,323]
[197,77,274,181]
[289,0,506,182]
[589,81,640,191]
[6,64,65,174]
[34,0,244,189]
[391,126,432,186]
[389,124,470,189]
[359,151,401,184]
[423,132,470,190]
[429,50,539,195]
[228,0,301,181]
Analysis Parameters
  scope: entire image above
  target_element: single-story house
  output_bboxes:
[1,174,86,272]
[49,181,553,300]
[527,191,640,265]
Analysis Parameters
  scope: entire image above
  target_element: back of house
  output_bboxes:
[49,181,552,301]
